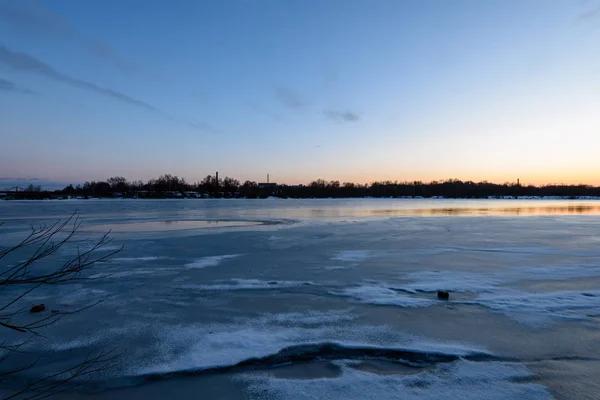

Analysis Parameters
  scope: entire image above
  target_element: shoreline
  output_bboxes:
[3,195,600,201]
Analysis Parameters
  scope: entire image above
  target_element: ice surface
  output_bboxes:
[50,322,148,351]
[331,250,373,262]
[323,265,350,270]
[184,254,241,269]
[112,256,164,262]
[58,287,108,304]
[258,310,356,325]
[93,245,123,252]
[333,285,435,308]
[244,360,551,400]
[516,265,600,281]
[402,271,501,293]
[476,290,600,325]
[88,268,176,279]
[180,279,313,291]
[134,310,487,376]
[333,264,600,325]
[402,265,600,294]
[4,199,600,397]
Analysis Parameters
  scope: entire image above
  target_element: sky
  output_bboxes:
[1,0,600,189]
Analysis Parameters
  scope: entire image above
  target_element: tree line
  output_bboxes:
[7,175,600,199]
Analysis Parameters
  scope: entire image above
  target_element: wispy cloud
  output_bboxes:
[247,102,284,121]
[188,118,223,134]
[0,78,34,94]
[274,86,307,109]
[578,6,600,23]
[0,176,42,181]
[0,44,161,112]
[0,44,216,132]
[0,0,134,72]
[324,109,361,122]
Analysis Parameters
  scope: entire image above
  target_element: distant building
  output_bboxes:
[259,174,276,190]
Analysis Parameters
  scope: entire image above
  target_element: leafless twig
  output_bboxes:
[0,211,123,399]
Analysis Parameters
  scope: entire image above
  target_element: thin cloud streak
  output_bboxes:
[324,109,360,122]
[0,44,158,112]
[0,44,216,132]
[0,78,34,94]
[188,118,223,134]
[577,5,600,23]
[247,102,284,122]
[0,0,135,72]
[274,86,307,109]
[0,176,43,181]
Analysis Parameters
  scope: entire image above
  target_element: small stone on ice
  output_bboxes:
[437,291,450,300]
[30,304,45,313]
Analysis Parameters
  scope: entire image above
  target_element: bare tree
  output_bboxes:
[106,177,128,193]
[0,212,123,399]
[24,185,42,193]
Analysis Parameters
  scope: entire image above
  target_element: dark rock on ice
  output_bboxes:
[437,291,450,300]
[30,304,45,313]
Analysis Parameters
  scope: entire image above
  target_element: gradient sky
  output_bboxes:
[1,0,600,188]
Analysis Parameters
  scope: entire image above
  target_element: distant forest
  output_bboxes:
[4,174,600,199]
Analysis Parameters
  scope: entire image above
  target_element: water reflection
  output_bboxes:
[308,204,600,217]
[401,205,600,216]
[71,201,600,227]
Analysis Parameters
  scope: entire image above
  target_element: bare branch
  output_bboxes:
[0,211,123,399]
[0,336,35,365]
[1,214,84,284]
[4,347,122,400]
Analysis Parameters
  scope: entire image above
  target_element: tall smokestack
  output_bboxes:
[215,172,219,188]
[267,174,269,184]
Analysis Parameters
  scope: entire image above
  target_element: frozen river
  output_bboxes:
[2,199,600,399]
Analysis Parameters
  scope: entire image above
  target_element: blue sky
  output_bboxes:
[1,0,600,189]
